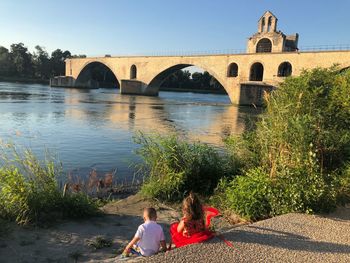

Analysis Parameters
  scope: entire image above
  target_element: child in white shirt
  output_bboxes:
[122,207,167,257]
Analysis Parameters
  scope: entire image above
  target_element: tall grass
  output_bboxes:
[0,144,100,225]
[134,132,239,202]
[215,67,350,220]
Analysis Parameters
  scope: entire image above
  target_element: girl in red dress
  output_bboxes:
[169,192,219,248]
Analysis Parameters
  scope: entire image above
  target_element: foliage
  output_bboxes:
[218,167,338,221]
[0,42,75,80]
[0,145,99,225]
[254,67,350,175]
[10,43,34,77]
[336,163,350,205]
[134,132,237,202]
[217,67,350,220]
[161,69,225,92]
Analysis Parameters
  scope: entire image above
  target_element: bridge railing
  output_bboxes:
[91,44,350,58]
[299,44,350,51]
[108,48,247,57]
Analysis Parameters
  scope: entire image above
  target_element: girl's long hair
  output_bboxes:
[182,192,204,221]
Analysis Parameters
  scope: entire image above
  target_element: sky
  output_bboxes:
[1,0,350,56]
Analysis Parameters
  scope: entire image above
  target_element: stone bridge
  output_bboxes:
[56,11,350,105]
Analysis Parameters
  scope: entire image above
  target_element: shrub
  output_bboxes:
[255,67,350,175]
[220,166,339,221]
[217,67,350,220]
[336,163,350,205]
[0,145,99,225]
[223,168,273,220]
[134,132,237,202]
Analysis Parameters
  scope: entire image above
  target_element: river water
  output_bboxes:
[0,82,260,182]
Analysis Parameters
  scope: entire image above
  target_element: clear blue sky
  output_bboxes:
[0,0,349,56]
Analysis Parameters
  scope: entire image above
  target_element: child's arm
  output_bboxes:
[123,237,141,254]
[177,219,185,233]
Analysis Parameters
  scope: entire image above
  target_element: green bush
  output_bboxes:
[0,146,99,225]
[217,67,350,220]
[223,168,272,220]
[220,167,338,221]
[336,163,350,205]
[135,132,237,202]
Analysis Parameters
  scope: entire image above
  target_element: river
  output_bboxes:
[0,82,260,182]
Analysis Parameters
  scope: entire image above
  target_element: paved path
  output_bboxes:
[141,207,350,263]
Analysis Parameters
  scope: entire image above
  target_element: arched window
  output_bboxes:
[227,63,238,77]
[267,16,272,32]
[261,17,265,32]
[278,62,292,77]
[250,62,264,81]
[256,38,272,53]
[130,65,137,79]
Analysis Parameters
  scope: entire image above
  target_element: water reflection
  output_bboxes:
[0,82,260,180]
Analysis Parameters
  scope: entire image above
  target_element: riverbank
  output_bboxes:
[1,194,348,263]
[0,194,166,263]
[0,76,49,85]
[0,194,232,263]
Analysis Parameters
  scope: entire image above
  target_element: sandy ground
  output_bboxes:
[0,195,183,263]
[0,196,349,263]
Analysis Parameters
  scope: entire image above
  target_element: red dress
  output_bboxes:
[170,206,219,248]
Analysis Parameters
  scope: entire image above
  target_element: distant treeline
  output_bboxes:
[0,43,86,80]
[161,70,225,92]
[0,43,225,92]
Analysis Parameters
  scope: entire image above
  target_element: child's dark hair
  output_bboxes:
[182,192,203,221]
[144,207,157,220]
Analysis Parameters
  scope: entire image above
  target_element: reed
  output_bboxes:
[0,144,100,225]
[216,67,350,220]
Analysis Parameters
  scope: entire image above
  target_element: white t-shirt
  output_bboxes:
[135,220,165,256]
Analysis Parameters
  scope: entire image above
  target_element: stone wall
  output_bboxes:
[64,50,350,105]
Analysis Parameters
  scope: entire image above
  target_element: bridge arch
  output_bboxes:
[250,62,264,81]
[75,61,119,88]
[147,63,228,94]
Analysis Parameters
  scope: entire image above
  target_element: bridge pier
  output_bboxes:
[120,80,159,96]
[50,76,75,88]
[227,82,274,106]
[238,83,274,106]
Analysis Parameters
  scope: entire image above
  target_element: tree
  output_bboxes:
[33,45,50,79]
[0,46,14,76]
[0,42,84,80]
[161,69,224,91]
[10,43,34,77]
[191,72,203,88]
[50,49,71,76]
[71,54,86,58]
